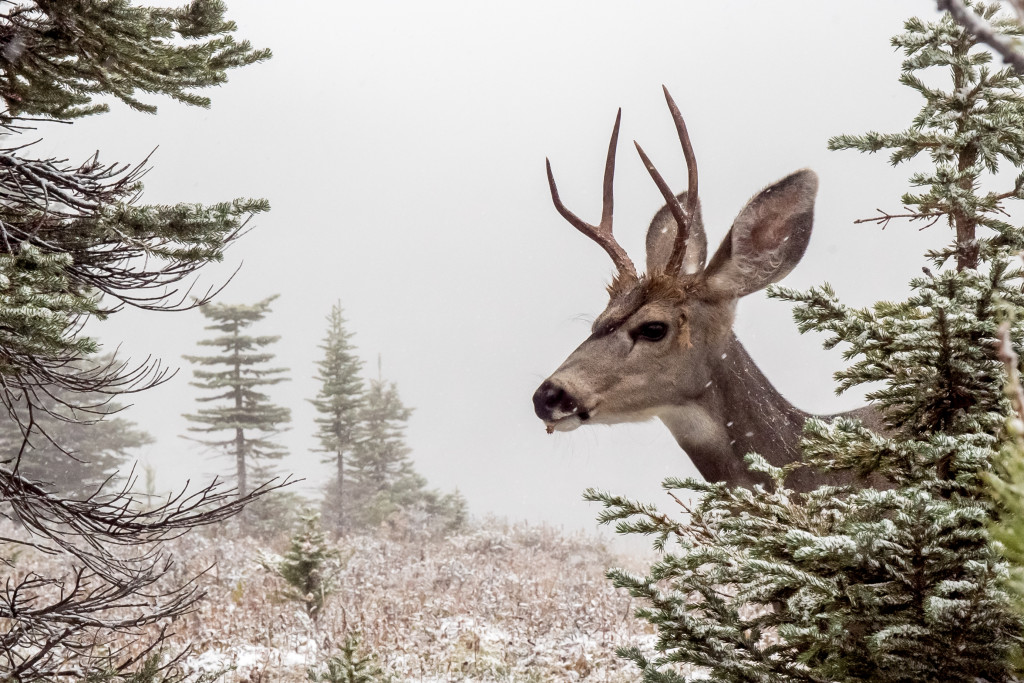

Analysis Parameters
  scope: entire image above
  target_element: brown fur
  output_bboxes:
[606,271,701,304]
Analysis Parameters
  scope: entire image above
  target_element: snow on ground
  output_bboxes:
[14,517,696,681]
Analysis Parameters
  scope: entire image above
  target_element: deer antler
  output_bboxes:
[634,86,699,277]
[546,109,638,281]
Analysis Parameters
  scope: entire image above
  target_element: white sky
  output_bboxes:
[35,1,976,536]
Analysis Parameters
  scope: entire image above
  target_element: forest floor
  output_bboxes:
[13,517,679,682]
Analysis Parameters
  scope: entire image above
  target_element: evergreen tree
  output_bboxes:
[308,634,392,683]
[0,2,274,679]
[346,375,423,528]
[939,0,1024,75]
[310,302,365,533]
[184,296,290,498]
[0,0,271,120]
[261,510,340,622]
[345,369,466,533]
[0,1,270,430]
[587,5,1024,681]
[0,382,153,499]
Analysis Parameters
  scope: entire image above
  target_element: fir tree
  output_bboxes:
[310,302,365,533]
[939,0,1024,75]
[0,0,271,120]
[828,2,1024,272]
[261,510,341,622]
[308,634,392,683]
[587,5,1024,681]
[184,296,290,498]
[0,1,271,432]
[345,368,466,533]
[0,2,276,679]
[0,2,274,679]
[346,375,424,528]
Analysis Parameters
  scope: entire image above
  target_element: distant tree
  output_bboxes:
[417,485,468,535]
[0,381,153,498]
[0,1,274,680]
[310,302,365,533]
[587,8,1024,681]
[345,375,420,528]
[346,370,466,533]
[184,296,291,498]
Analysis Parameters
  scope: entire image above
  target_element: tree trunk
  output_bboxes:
[953,45,979,272]
[236,426,246,499]
[234,326,246,498]
[336,444,345,532]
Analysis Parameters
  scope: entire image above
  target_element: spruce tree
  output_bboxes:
[310,302,365,533]
[184,296,290,498]
[586,4,1024,681]
[343,368,466,533]
[346,374,424,528]
[0,0,271,120]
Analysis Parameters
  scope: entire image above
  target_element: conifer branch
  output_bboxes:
[939,0,1024,75]
[0,2,276,678]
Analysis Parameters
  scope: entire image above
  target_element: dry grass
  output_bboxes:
[7,518,660,682]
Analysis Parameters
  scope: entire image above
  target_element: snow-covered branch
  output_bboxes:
[938,0,1024,73]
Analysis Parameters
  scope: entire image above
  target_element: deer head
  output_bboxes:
[533,88,817,466]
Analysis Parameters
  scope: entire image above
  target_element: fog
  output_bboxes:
[35,1,957,534]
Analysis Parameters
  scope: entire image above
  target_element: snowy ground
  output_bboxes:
[14,518,682,681]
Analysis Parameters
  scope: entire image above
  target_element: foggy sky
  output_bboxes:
[34,1,965,537]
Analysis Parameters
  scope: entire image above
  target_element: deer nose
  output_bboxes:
[533,380,579,421]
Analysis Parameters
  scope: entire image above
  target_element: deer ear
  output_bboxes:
[645,192,707,276]
[703,169,817,299]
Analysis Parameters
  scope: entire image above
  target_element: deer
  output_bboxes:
[532,87,879,492]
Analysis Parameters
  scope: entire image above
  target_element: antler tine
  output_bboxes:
[634,87,700,277]
[634,139,690,248]
[546,109,638,280]
[663,86,699,276]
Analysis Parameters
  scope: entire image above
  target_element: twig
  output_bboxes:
[854,207,945,230]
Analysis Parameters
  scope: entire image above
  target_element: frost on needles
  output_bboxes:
[586,4,1024,681]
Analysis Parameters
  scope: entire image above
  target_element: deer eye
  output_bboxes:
[633,322,668,342]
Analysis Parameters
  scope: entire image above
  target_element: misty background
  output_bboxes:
[30,1,960,533]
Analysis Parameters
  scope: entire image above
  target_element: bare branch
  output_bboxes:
[854,207,946,230]
[0,463,291,681]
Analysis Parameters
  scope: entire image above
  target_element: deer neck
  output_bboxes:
[658,333,823,490]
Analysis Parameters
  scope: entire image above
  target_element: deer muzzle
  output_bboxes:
[533,379,591,430]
